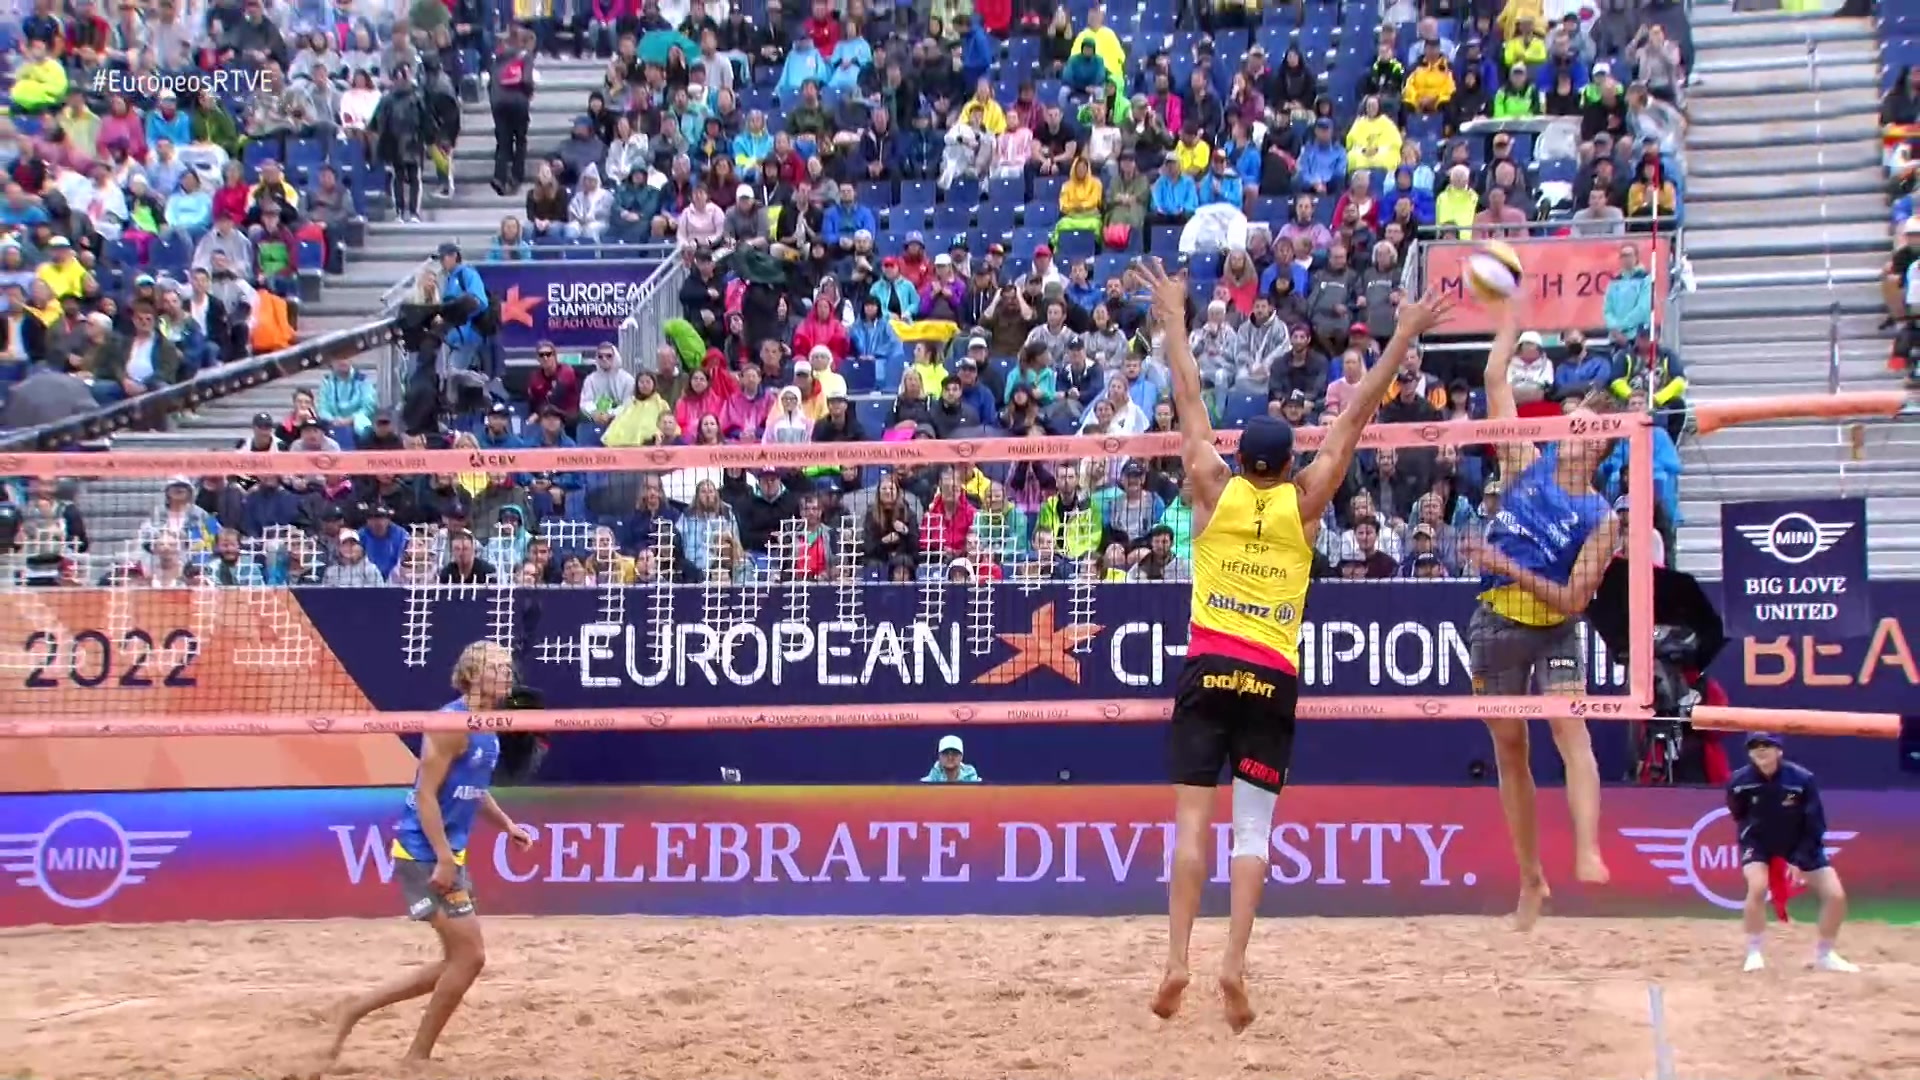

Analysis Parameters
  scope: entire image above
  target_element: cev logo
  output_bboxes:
[0,810,191,909]
[1619,808,1855,911]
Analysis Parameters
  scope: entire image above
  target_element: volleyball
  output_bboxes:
[1463,241,1525,302]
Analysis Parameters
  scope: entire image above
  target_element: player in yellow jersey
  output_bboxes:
[1135,258,1455,1033]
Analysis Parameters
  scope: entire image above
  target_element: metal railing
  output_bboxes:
[619,257,691,376]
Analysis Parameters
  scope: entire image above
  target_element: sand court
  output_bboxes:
[5,915,1918,1080]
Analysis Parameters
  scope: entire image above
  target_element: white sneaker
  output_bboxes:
[1743,951,1766,972]
[1815,952,1860,973]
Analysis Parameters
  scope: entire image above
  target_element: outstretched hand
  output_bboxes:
[1126,257,1187,327]
[1395,286,1460,339]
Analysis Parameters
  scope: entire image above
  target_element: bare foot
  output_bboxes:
[1218,972,1255,1034]
[1150,968,1190,1019]
[1575,849,1611,885]
[1514,880,1551,932]
[323,999,357,1063]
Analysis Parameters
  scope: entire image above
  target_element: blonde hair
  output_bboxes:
[451,641,511,696]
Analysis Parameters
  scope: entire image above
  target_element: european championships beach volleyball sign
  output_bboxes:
[475,262,660,351]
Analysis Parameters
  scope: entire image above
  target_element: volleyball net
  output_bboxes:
[0,398,1906,741]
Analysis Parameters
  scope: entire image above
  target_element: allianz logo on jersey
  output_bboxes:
[1735,512,1854,566]
[1205,593,1297,625]
[0,810,190,909]
[403,786,488,809]
[1619,807,1855,911]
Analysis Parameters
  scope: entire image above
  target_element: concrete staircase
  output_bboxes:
[1672,0,1920,578]
[78,59,622,551]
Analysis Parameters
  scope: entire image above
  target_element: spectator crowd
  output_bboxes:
[3,0,1696,589]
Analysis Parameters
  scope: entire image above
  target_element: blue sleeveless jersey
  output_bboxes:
[1478,453,1612,627]
[392,700,499,863]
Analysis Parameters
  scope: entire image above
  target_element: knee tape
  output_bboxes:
[1230,777,1278,860]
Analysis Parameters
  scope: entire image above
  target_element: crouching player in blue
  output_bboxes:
[1729,732,1858,974]
[326,640,537,1065]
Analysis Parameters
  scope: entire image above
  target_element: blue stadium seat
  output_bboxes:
[1222,392,1267,428]
[1054,229,1097,261]
[946,177,982,206]
[978,200,1016,237]
[287,138,328,183]
[1012,226,1048,257]
[857,181,893,209]
[988,355,1016,384]
[840,357,877,393]
[151,232,192,274]
[856,398,891,433]
[296,239,324,270]
[932,202,972,230]
[898,180,936,209]
[241,140,277,180]
[1093,253,1131,283]
[1030,174,1065,207]
[1149,225,1182,254]
[106,237,142,268]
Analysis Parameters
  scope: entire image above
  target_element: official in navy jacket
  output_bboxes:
[1726,733,1858,974]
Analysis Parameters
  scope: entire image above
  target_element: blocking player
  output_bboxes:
[1136,254,1455,1033]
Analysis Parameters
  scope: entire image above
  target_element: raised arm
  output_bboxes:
[1132,258,1232,507]
[1481,294,1539,479]
[1292,288,1455,524]
[1465,516,1622,617]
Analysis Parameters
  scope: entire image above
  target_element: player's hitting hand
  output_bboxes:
[507,822,536,851]
[1394,287,1459,338]
[1128,257,1187,327]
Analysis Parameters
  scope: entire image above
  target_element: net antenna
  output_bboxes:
[1,404,1911,739]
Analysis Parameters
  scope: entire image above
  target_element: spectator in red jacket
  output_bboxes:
[919,465,976,557]
[526,344,581,425]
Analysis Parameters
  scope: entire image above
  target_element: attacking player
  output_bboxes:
[1462,295,1619,930]
[1730,732,1858,973]
[1137,255,1455,1033]
[326,640,536,1065]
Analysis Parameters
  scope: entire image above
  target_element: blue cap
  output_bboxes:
[1239,416,1295,474]
[1746,732,1784,749]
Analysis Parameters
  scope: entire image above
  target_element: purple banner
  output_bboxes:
[1721,498,1873,639]
[476,261,658,351]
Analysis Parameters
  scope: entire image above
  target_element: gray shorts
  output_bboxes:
[395,858,477,921]
[1467,603,1585,695]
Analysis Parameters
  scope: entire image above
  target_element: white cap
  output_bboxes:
[967,336,988,350]
[934,253,952,266]
[1517,331,1544,347]
[809,345,833,363]
[736,183,755,200]
[794,359,813,374]
[339,529,362,544]
[938,734,964,753]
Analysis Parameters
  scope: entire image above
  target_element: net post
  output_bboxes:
[1625,416,1657,713]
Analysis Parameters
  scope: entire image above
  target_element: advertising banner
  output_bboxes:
[4,581,1918,791]
[2,785,1917,927]
[1721,497,1872,639]
[1422,236,1672,335]
[475,261,660,351]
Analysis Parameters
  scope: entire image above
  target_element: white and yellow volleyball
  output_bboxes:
[1462,240,1524,303]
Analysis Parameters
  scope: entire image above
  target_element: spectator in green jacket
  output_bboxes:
[1493,63,1543,119]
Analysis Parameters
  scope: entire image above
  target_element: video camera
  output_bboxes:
[1587,559,1729,785]
[494,683,549,784]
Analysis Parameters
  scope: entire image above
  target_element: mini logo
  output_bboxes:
[645,711,670,728]
[646,448,673,468]
[1101,437,1122,455]
[1418,699,1444,717]
[1620,808,1857,910]
[1418,424,1443,443]
[1101,702,1123,720]
[312,453,338,473]
[952,705,976,723]
[1735,512,1853,565]
[308,716,335,733]
[953,441,978,459]
[0,811,190,909]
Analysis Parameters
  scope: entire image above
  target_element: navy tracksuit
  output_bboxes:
[1726,761,1830,873]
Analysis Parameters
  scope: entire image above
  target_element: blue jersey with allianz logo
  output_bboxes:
[1478,453,1611,627]
[392,700,499,863]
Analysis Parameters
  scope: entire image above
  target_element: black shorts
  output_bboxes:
[1740,845,1830,873]
[1168,654,1300,792]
